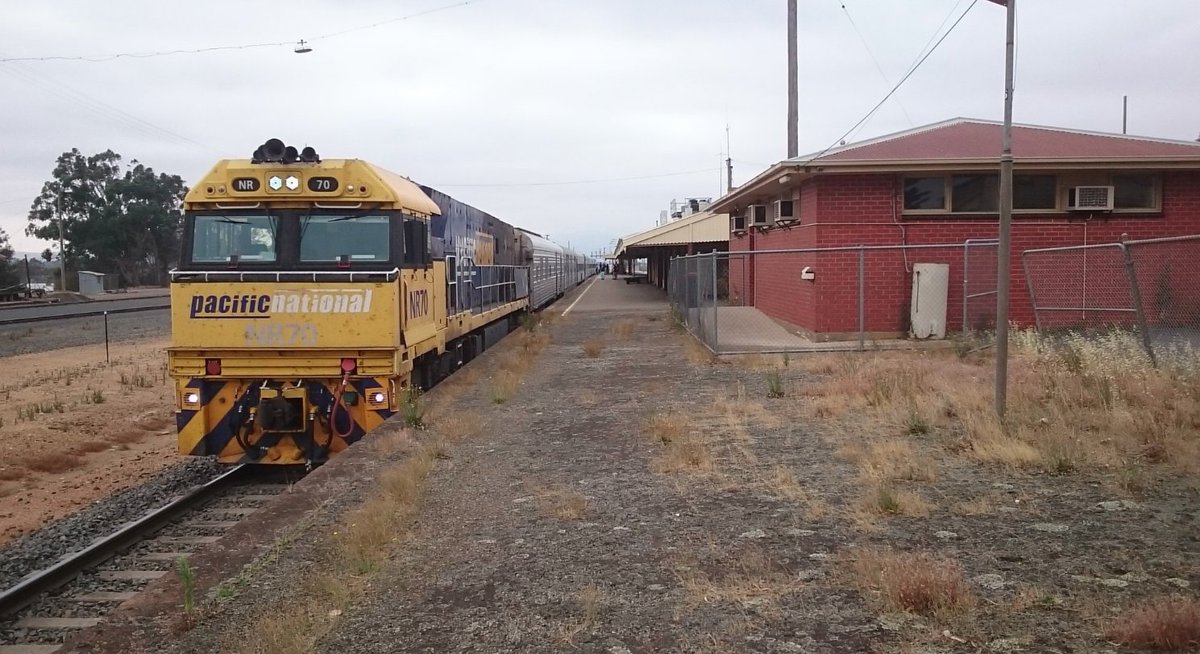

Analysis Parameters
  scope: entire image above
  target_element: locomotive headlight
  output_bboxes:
[182,391,201,408]
[365,388,388,408]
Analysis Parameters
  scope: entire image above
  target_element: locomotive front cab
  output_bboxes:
[169,141,441,466]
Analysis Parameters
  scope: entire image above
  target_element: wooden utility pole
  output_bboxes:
[994,0,1016,418]
[787,0,798,158]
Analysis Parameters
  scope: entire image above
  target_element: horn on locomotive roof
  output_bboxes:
[251,139,319,164]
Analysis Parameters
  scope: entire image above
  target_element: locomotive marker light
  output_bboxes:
[285,175,300,190]
[268,176,283,190]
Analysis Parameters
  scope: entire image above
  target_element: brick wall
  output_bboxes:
[736,170,1200,336]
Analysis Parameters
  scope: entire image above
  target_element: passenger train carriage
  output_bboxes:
[170,140,591,466]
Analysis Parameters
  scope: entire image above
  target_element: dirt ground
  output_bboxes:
[0,339,177,544]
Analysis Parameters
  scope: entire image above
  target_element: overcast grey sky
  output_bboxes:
[1,0,1197,256]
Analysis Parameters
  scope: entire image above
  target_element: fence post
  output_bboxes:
[1019,250,1043,332]
[711,251,719,354]
[858,245,865,352]
[1120,241,1157,366]
[962,243,970,333]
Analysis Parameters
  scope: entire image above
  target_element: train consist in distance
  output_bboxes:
[169,139,592,466]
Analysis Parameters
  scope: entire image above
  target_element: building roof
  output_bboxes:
[711,117,1200,213]
[615,210,729,256]
[808,118,1200,163]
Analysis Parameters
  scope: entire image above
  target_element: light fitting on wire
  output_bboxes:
[294,40,313,54]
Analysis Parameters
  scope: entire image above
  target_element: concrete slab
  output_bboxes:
[139,552,191,561]
[156,536,221,545]
[95,570,166,581]
[0,645,63,654]
[14,617,101,629]
[72,591,139,603]
[562,277,666,315]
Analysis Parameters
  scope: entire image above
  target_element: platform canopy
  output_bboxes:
[614,210,728,257]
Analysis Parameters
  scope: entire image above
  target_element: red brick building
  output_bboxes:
[709,118,1200,340]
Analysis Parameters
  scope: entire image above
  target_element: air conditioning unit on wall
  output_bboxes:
[1068,185,1114,211]
[731,213,746,234]
[774,199,796,225]
[747,204,771,228]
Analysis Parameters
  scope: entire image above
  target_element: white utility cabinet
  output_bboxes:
[910,263,949,339]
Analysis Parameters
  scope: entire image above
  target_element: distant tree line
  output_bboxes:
[25,149,187,289]
[0,228,18,288]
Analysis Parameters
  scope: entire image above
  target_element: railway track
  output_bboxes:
[0,465,300,653]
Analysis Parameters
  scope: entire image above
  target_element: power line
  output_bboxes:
[836,1,915,127]
[0,54,214,152]
[0,1,486,63]
[797,0,980,165]
[433,167,720,188]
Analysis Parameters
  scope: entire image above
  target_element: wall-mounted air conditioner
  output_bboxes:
[731,213,746,234]
[747,204,771,228]
[774,200,796,224]
[1068,185,1114,211]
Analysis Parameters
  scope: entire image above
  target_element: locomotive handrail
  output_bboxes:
[170,268,401,283]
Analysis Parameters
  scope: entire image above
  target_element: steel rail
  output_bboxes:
[0,464,248,618]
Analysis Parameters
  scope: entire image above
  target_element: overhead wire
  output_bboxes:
[796,0,980,165]
[836,1,915,127]
[0,54,215,152]
[0,0,487,63]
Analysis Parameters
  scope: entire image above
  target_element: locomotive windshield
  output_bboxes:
[300,214,390,262]
[191,214,278,263]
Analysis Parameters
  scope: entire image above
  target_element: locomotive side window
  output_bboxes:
[300,214,390,262]
[192,214,278,263]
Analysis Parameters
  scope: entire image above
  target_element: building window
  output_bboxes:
[904,177,946,211]
[906,173,1060,214]
[1113,174,1157,210]
[1013,174,1057,210]
[952,175,999,212]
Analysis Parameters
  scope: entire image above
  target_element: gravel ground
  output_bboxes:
[0,457,223,591]
[140,280,1199,653]
[0,308,169,357]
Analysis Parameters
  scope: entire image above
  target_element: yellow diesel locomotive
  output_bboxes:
[169,139,590,466]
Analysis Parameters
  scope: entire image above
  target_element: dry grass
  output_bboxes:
[761,466,829,519]
[0,467,28,482]
[950,494,999,516]
[684,338,717,365]
[677,545,801,610]
[854,482,931,524]
[22,453,85,475]
[108,429,148,445]
[489,371,519,405]
[534,484,589,520]
[851,549,973,618]
[840,439,937,483]
[611,319,635,339]
[645,412,713,473]
[1106,595,1200,651]
[72,440,111,454]
[798,331,1200,480]
[557,584,604,646]
[581,336,606,358]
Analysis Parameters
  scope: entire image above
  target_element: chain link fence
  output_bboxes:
[670,242,988,355]
[1023,234,1200,363]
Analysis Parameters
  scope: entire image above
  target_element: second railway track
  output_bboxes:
[0,465,302,654]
